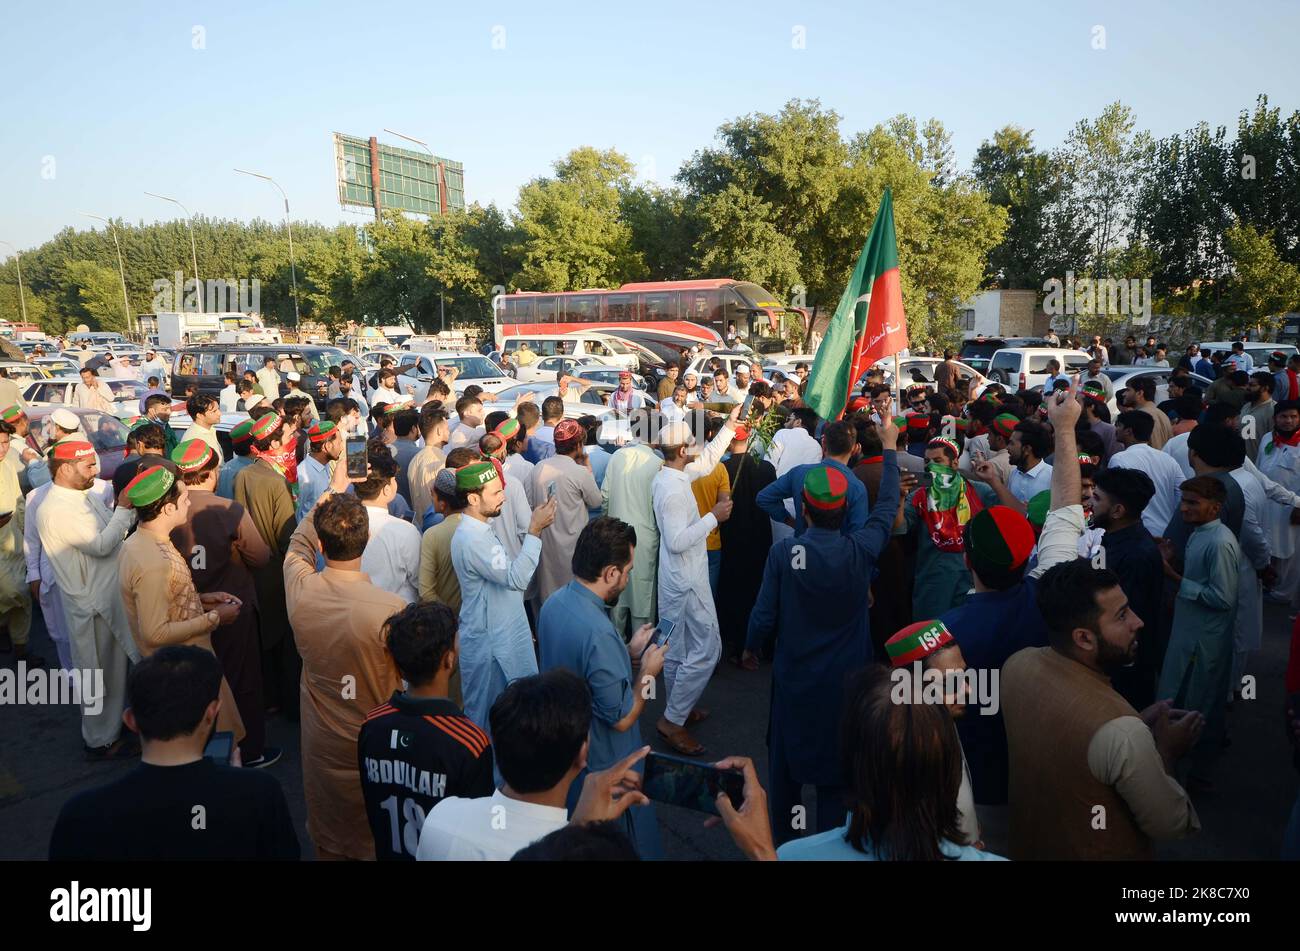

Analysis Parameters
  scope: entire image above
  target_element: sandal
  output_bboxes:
[657,727,707,756]
[687,708,710,725]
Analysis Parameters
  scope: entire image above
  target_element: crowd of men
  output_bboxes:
[15,338,1300,861]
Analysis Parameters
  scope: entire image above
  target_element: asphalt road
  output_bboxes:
[2,597,1296,861]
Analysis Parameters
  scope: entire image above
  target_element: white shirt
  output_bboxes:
[140,358,169,384]
[416,789,568,861]
[372,385,411,407]
[1163,431,1194,479]
[769,427,822,478]
[180,422,222,459]
[447,421,485,451]
[256,367,282,398]
[503,452,536,506]
[73,380,115,412]
[1109,443,1185,536]
[658,397,686,423]
[24,478,114,593]
[219,384,240,414]
[360,503,421,603]
[1008,459,1053,504]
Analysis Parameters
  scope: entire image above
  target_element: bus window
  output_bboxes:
[535,296,558,324]
[507,298,534,322]
[643,292,677,323]
[606,294,638,322]
[565,295,600,322]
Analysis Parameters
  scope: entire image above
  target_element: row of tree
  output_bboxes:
[2,96,1297,348]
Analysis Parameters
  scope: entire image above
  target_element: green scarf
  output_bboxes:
[926,462,964,510]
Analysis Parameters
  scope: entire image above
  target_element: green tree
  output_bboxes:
[514,147,645,290]
[619,185,697,281]
[61,260,130,331]
[689,185,801,293]
[973,125,1092,289]
[1223,222,1300,336]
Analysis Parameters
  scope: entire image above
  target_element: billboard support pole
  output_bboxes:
[369,136,382,221]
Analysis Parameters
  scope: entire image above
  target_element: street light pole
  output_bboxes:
[145,191,202,312]
[234,168,300,331]
[79,213,133,336]
[0,240,28,324]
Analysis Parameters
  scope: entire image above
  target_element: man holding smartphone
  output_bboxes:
[538,517,669,858]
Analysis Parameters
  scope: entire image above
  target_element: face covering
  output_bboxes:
[916,462,982,553]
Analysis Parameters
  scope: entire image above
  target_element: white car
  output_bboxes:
[513,354,611,384]
[871,357,989,391]
[1098,367,1214,418]
[986,348,1092,391]
[392,351,513,403]
[31,356,81,378]
[684,350,760,385]
[23,376,155,419]
[1199,340,1298,369]
[479,382,614,421]
[0,360,50,387]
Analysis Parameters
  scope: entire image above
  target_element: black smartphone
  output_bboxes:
[642,752,745,816]
[652,617,675,648]
[738,392,755,420]
[203,731,234,765]
[915,470,933,489]
[345,434,367,479]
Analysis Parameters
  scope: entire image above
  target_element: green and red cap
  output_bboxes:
[171,438,214,473]
[248,413,282,441]
[455,460,498,490]
[991,413,1019,439]
[964,506,1036,571]
[494,417,521,440]
[124,464,175,507]
[307,420,337,444]
[886,619,955,667]
[48,439,95,461]
[0,404,25,423]
[802,465,848,511]
[231,418,256,444]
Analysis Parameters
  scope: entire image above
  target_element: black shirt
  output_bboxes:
[357,692,495,861]
[48,758,300,860]
[1101,520,1167,709]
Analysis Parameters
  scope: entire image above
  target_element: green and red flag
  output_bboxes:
[804,188,907,419]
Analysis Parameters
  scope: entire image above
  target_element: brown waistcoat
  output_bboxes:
[1002,646,1154,860]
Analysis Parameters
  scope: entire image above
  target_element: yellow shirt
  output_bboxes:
[691,462,731,551]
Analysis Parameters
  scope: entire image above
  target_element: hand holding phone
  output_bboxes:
[345,434,368,480]
[641,752,746,816]
[203,731,235,765]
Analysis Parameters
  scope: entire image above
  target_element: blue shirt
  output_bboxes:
[1193,357,1215,378]
[216,455,254,500]
[754,459,868,537]
[538,581,641,771]
[747,456,899,785]
[940,580,1048,804]
[777,819,1006,861]
[450,515,542,729]
[523,435,555,465]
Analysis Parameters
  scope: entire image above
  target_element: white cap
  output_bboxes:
[51,408,80,431]
[658,421,694,447]
[244,394,264,410]
[287,371,301,382]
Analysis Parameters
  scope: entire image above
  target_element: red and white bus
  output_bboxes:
[494,278,790,354]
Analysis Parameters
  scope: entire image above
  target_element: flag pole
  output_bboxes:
[893,352,901,415]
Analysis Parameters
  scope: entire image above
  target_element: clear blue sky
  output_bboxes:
[2,0,1297,254]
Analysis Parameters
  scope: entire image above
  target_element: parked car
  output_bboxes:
[171,344,352,402]
[986,347,1092,391]
[513,354,611,384]
[25,405,130,480]
[481,382,614,419]
[959,337,1052,375]
[392,351,513,403]
[0,360,51,386]
[31,356,80,377]
[571,365,648,390]
[1099,367,1214,417]
[867,357,989,391]
[500,332,640,372]
[684,350,761,384]
[23,376,153,419]
[1198,340,1299,368]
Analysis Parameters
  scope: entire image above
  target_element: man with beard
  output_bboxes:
[451,460,557,731]
[537,517,669,859]
[1091,468,1165,710]
[1002,558,1203,860]
[1156,477,1241,788]
[1121,376,1173,450]
[143,392,180,457]
[1258,401,1300,610]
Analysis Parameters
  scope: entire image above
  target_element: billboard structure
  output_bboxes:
[334,133,465,219]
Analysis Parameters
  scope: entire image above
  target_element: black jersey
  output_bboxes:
[357,691,495,861]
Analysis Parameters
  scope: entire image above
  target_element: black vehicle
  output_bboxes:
[172,344,354,403]
[958,337,1051,375]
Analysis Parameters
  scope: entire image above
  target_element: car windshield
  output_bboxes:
[492,383,553,403]
[433,356,502,378]
[298,351,340,375]
[1102,368,1136,380]
[108,380,148,399]
[960,342,1002,359]
[32,411,127,452]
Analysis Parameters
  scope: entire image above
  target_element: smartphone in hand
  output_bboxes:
[345,435,367,479]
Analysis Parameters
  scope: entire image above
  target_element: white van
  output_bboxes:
[501,333,639,372]
[987,347,1092,391]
